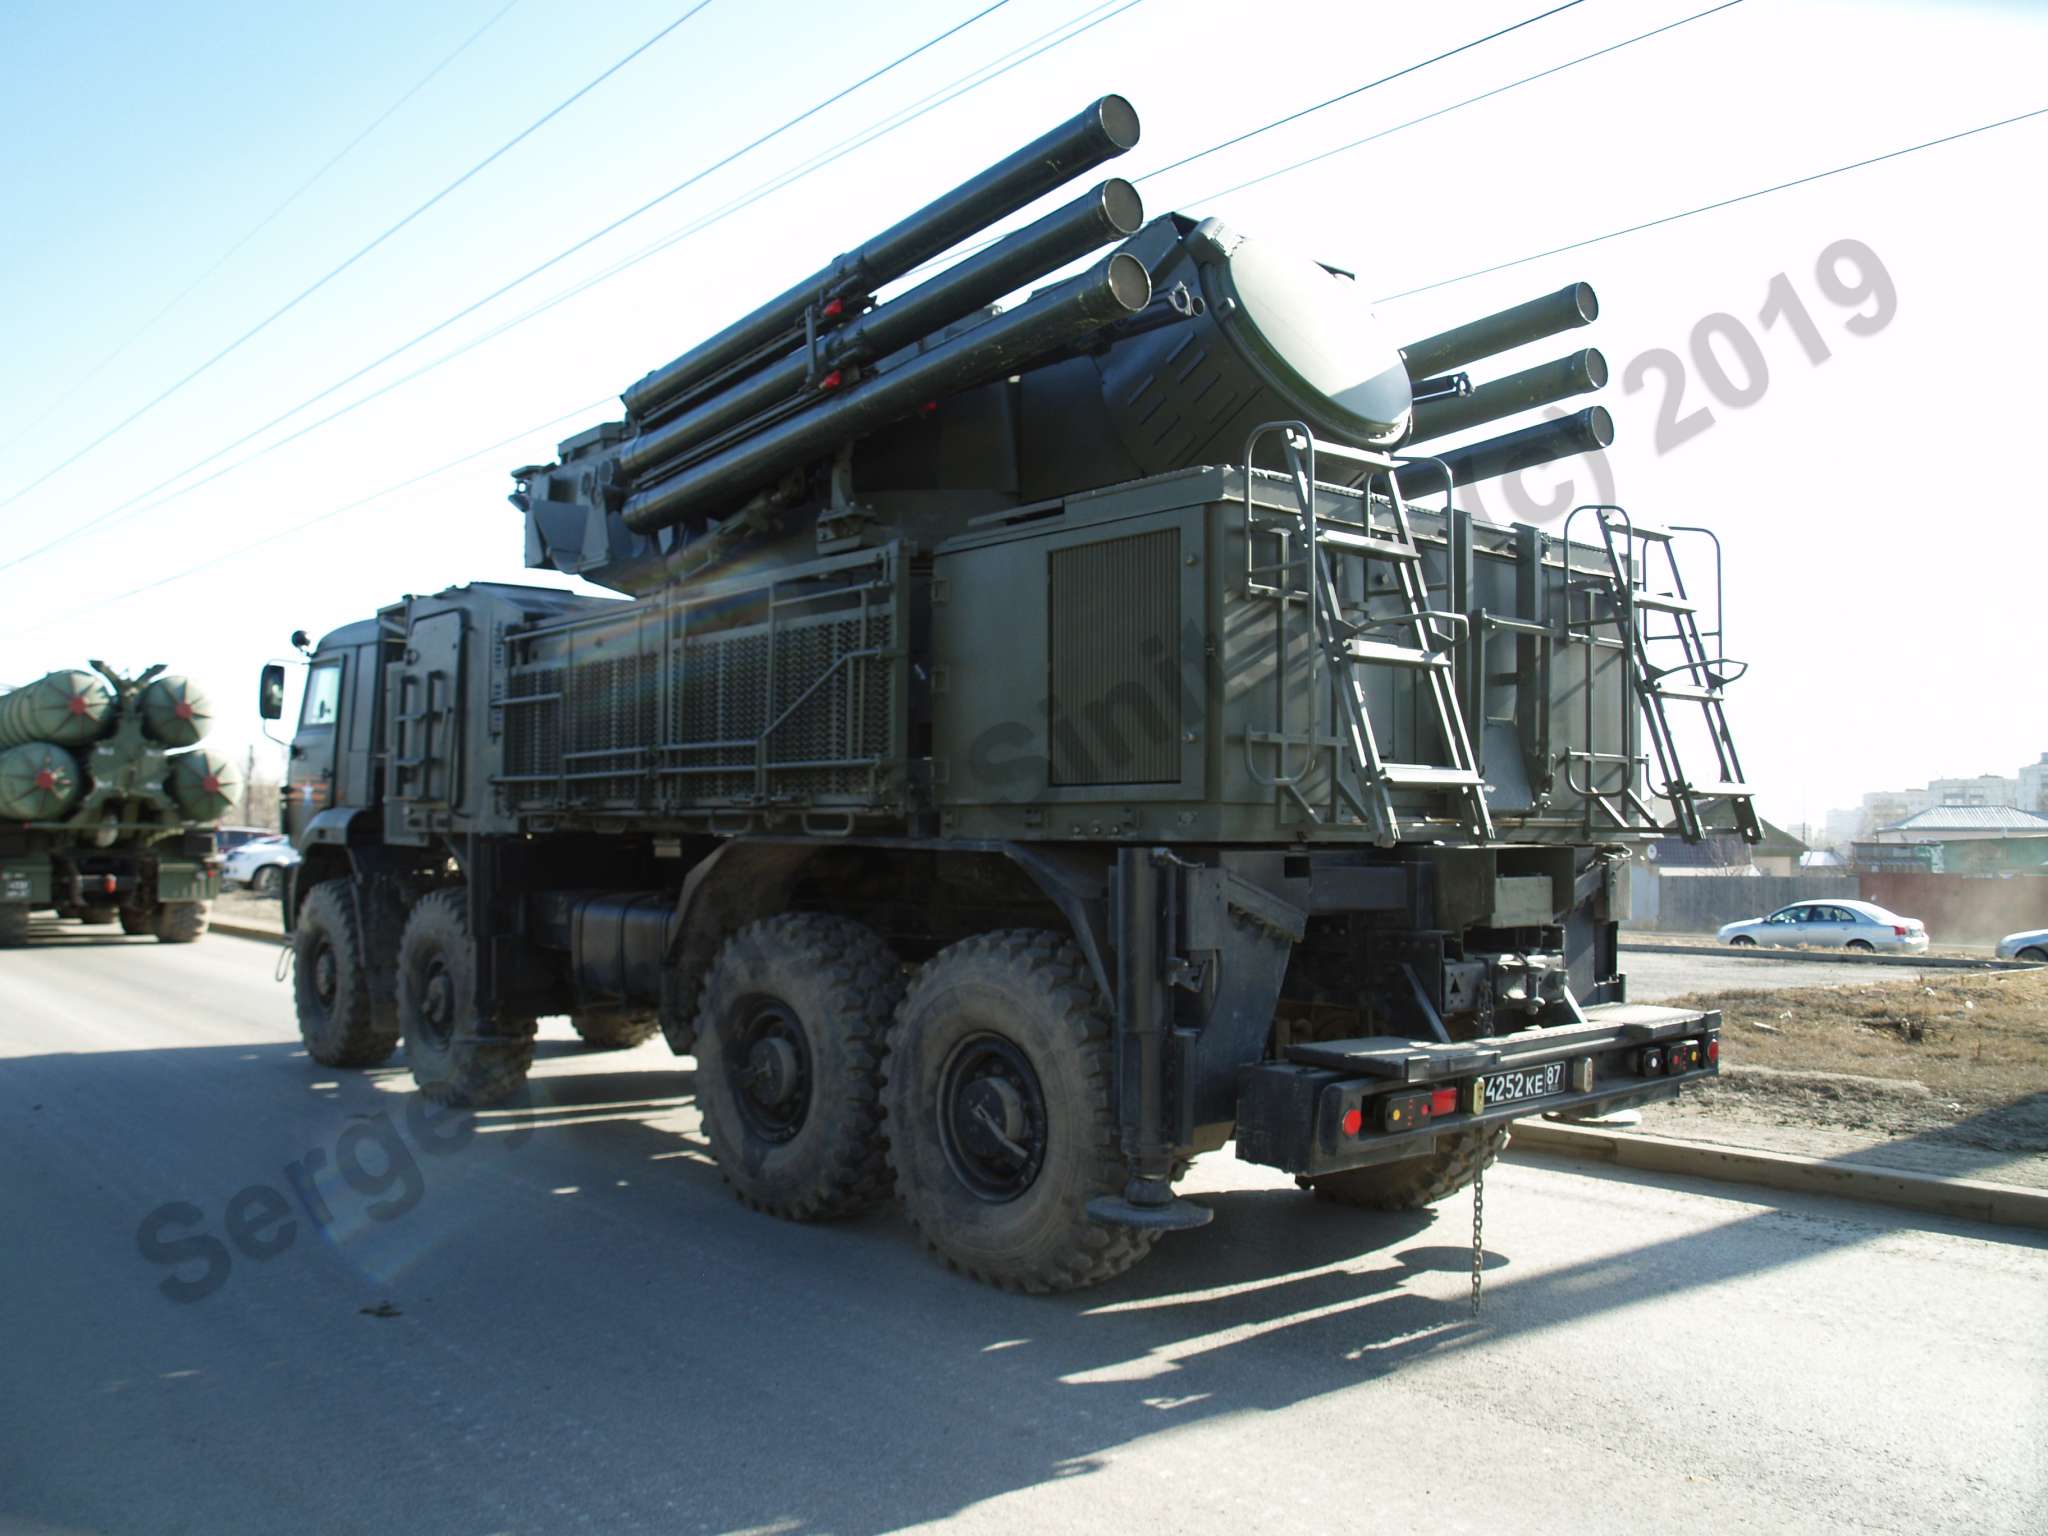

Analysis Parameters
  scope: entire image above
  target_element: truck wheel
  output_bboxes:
[294,879,399,1068]
[119,907,153,936]
[79,903,119,926]
[397,889,533,1106]
[1299,1125,1510,1211]
[693,914,903,1220]
[0,904,27,948]
[153,902,209,944]
[882,930,1156,1292]
[570,1007,660,1049]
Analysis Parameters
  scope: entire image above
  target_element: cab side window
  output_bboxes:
[300,660,344,727]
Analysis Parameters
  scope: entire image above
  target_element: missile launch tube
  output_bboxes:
[1407,348,1607,444]
[1394,406,1613,496]
[622,252,1152,534]
[619,179,1145,482]
[1400,282,1598,379]
[621,96,1140,422]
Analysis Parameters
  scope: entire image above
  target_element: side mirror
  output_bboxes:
[259,663,287,721]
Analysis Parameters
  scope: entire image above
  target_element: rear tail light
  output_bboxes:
[1665,1040,1704,1074]
[1340,1107,1363,1137]
[1892,925,1909,936]
[1706,1037,1720,1066]
[1381,1090,1441,1132]
[101,874,118,894]
[1639,1046,1665,1076]
[1428,1087,1458,1117]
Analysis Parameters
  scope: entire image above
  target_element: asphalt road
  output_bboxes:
[1619,946,1921,1000]
[4,920,2044,1535]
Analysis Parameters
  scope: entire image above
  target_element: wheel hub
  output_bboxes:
[938,1034,1048,1204]
[313,944,337,1006]
[726,1002,811,1144]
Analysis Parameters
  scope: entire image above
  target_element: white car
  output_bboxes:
[1718,899,1929,953]
[222,836,299,896]
[1996,929,2048,963]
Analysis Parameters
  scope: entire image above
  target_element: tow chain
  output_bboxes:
[1470,1163,1485,1315]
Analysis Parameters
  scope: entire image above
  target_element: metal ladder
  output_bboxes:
[1242,422,1492,845]
[1562,504,1760,844]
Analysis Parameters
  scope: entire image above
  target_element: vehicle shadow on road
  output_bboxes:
[9,1030,2042,1536]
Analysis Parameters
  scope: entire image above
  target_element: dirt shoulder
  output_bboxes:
[1626,968,2048,1190]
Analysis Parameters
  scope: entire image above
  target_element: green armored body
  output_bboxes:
[270,95,1760,1290]
[0,662,230,946]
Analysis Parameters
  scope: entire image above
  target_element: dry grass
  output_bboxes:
[1668,968,2048,1107]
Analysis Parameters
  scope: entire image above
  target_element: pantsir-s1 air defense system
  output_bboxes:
[270,97,1759,1289]
[0,663,233,946]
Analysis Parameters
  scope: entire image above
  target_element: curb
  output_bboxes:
[210,919,285,945]
[1619,941,2032,971]
[1507,1119,2048,1232]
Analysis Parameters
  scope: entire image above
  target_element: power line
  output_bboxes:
[0,398,615,641]
[1131,0,1584,185]
[0,0,1018,578]
[7,3,1133,625]
[1380,101,2048,300]
[1190,0,1746,205]
[0,1,712,516]
[0,0,525,459]
[890,0,1589,285]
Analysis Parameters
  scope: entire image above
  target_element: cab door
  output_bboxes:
[285,655,346,844]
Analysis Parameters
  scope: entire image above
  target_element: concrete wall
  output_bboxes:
[1626,869,2048,942]
[1628,871,1858,934]
[1858,872,2048,943]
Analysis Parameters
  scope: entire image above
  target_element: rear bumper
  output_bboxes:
[1234,1003,1720,1178]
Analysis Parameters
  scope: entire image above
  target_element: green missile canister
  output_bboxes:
[0,741,81,821]
[0,669,114,748]
[166,747,242,823]
[140,674,213,748]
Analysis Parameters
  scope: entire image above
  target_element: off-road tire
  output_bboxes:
[251,865,282,896]
[1300,1125,1511,1211]
[694,914,903,1220]
[153,902,209,944]
[78,903,119,926]
[883,929,1156,1292]
[397,888,533,1106]
[119,907,153,936]
[0,904,28,948]
[294,879,398,1068]
[570,1007,661,1050]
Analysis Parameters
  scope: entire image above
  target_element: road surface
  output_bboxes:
[3,920,2043,1535]
[1620,945,1930,999]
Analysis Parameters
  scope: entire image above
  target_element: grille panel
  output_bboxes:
[1048,528,1180,786]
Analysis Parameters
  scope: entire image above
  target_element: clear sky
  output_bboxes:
[2,0,2043,840]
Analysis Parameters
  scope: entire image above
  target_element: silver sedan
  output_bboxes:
[1996,928,2048,962]
[1718,899,1930,953]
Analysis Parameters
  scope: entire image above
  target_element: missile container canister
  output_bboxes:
[140,675,214,749]
[0,661,227,947]
[272,93,1759,1292]
[0,668,115,748]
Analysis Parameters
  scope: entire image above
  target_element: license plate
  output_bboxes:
[1482,1060,1565,1109]
[1,875,29,901]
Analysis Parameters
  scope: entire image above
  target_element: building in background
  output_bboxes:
[1863,804,2048,873]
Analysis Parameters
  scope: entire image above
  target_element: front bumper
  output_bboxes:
[1235,1003,1720,1177]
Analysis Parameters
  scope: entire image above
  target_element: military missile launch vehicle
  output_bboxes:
[269,97,1759,1289]
[0,663,233,946]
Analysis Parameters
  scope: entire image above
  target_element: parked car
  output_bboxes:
[1718,899,1929,953]
[222,836,299,895]
[214,824,278,858]
[1996,928,2048,963]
